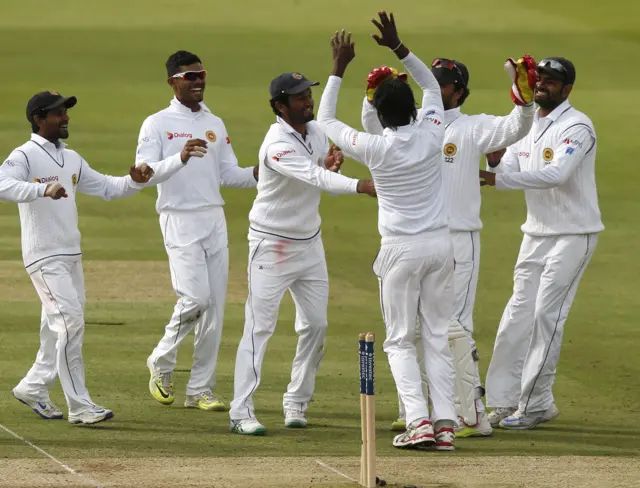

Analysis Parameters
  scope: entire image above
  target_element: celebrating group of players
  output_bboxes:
[0,11,602,451]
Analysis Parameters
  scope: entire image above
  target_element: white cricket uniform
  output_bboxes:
[0,134,180,415]
[229,116,360,421]
[317,52,457,426]
[363,98,534,420]
[136,97,257,396]
[485,100,603,413]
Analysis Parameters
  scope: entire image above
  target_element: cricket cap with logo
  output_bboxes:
[26,91,77,124]
[431,58,469,88]
[537,57,576,85]
[269,72,320,100]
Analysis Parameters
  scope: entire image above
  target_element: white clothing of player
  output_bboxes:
[362,95,535,426]
[0,133,182,419]
[228,114,361,423]
[485,99,603,417]
[136,97,257,398]
[317,52,457,427]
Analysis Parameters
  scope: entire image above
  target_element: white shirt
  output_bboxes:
[0,134,160,271]
[362,101,534,231]
[136,97,257,215]
[249,117,359,240]
[317,52,447,238]
[489,100,604,236]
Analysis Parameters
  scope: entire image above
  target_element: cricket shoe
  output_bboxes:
[455,412,493,438]
[11,389,63,420]
[69,407,114,425]
[284,408,307,428]
[229,418,266,436]
[392,419,435,449]
[487,406,516,426]
[147,357,174,405]
[499,404,559,430]
[435,426,456,451]
[391,417,406,432]
[184,391,226,411]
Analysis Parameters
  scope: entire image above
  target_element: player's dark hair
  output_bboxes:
[31,120,39,133]
[270,94,290,117]
[373,78,417,130]
[458,87,471,107]
[166,51,202,77]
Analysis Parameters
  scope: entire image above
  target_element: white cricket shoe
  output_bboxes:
[487,407,517,426]
[499,404,559,430]
[455,412,493,438]
[229,418,266,436]
[12,389,63,420]
[284,408,307,428]
[435,426,456,451]
[393,419,435,449]
[68,407,114,425]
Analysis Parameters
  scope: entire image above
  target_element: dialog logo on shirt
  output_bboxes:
[205,130,216,142]
[33,176,59,183]
[166,132,193,140]
[225,136,231,144]
[563,137,583,148]
[443,143,457,163]
[542,148,554,162]
[272,149,295,161]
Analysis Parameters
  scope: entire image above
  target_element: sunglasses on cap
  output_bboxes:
[171,70,207,81]
[431,58,466,87]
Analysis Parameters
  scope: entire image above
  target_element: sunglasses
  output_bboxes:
[431,58,466,87]
[171,70,207,81]
[538,59,566,74]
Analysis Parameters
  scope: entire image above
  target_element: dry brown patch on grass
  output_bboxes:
[0,260,250,304]
[0,456,638,488]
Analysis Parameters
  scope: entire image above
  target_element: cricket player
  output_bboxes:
[136,50,259,412]
[317,12,458,451]
[362,56,538,437]
[0,90,175,424]
[228,69,376,435]
[480,57,603,429]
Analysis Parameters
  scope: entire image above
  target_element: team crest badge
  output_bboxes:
[292,73,303,79]
[71,174,78,186]
[543,148,554,161]
[206,130,216,142]
[443,143,457,157]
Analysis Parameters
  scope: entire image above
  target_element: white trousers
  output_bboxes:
[375,230,456,426]
[397,230,483,419]
[451,230,484,414]
[149,208,229,396]
[486,233,598,413]
[229,234,328,420]
[15,260,97,415]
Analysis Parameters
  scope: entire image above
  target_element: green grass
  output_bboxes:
[1,0,639,470]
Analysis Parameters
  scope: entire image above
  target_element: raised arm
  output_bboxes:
[316,30,385,167]
[218,123,258,188]
[0,152,49,202]
[361,95,384,135]
[472,105,535,154]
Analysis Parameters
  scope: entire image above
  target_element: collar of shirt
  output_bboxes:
[276,116,313,140]
[444,107,462,126]
[382,124,414,138]
[169,96,212,116]
[535,99,571,123]
[30,133,67,151]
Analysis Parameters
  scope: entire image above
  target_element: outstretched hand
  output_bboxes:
[371,11,402,50]
[331,30,356,78]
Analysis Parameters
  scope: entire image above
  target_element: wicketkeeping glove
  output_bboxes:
[504,54,538,106]
[366,66,408,104]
